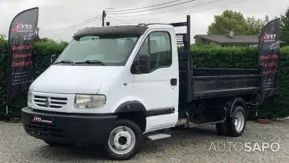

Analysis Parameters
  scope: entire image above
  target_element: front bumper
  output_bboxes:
[21,107,117,145]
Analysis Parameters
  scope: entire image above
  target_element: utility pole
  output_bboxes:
[102,8,114,27]
[102,10,106,26]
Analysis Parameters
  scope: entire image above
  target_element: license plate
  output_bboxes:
[31,115,53,125]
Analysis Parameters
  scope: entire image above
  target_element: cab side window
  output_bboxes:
[137,31,172,72]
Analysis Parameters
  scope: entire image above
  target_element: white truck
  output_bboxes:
[22,15,271,160]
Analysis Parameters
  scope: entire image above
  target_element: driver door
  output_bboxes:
[132,30,179,132]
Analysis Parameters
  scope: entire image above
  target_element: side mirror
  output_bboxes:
[131,53,151,74]
[50,54,57,64]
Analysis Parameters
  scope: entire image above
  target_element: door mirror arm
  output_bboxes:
[50,54,58,65]
[131,61,140,74]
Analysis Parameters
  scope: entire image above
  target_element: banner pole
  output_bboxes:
[5,105,8,115]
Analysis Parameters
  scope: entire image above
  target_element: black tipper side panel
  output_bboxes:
[73,26,148,38]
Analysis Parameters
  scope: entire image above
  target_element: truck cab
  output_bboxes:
[22,22,183,159]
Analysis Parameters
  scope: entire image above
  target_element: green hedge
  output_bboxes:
[0,36,8,115]
[0,39,288,119]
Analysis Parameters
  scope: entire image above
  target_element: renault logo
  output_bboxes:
[45,98,50,107]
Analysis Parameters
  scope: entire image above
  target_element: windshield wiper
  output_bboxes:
[75,60,105,66]
[54,60,75,65]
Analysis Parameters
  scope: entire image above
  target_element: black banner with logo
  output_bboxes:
[258,18,281,103]
[7,7,39,106]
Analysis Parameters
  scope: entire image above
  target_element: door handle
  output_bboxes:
[170,78,177,86]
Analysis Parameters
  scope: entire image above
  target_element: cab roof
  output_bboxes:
[73,25,149,39]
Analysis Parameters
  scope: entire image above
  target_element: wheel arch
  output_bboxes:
[114,101,147,132]
[226,97,247,118]
[115,101,147,114]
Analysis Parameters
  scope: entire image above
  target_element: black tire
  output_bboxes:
[43,140,63,147]
[104,119,144,160]
[215,122,227,135]
[225,105,246,137]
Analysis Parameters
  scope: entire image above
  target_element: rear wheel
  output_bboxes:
[104,119,143,160]
[225,105,246,137]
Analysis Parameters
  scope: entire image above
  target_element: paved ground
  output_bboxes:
[0,120,289,163]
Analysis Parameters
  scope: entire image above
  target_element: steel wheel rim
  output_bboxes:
[234,111,245,132]
[108,126,136,155]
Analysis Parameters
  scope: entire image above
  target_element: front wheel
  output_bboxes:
[104,119,144,160]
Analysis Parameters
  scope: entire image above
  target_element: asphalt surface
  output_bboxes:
[0,120,289,163]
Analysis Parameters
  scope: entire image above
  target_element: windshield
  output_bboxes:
[55,35,138,66]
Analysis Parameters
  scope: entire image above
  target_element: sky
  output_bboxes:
[0,0,288,42]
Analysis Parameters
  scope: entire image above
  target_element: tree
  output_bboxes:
[38,37,55,43]
[0,34,6,41]
[265,15,270,23]
[207,10,265,35]
[265,15,279,23]
[280,8,289,44]
[246,17,265,35]
[0,34,8,56]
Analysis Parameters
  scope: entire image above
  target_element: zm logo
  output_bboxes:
[32,116,41,122]
[261,32,276,42]
[11,23,33,32]
[16,23,32,29]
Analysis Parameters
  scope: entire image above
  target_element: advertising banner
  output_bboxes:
[258,18,281,103]
[7,7,39,106]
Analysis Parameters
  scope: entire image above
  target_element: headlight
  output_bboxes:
[27,90,32,104]
[75,94,106,109]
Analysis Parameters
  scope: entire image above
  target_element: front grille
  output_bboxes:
[33,95,67,108]
[26,124,65,138]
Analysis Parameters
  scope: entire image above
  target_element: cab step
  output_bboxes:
[146,133,171,141]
